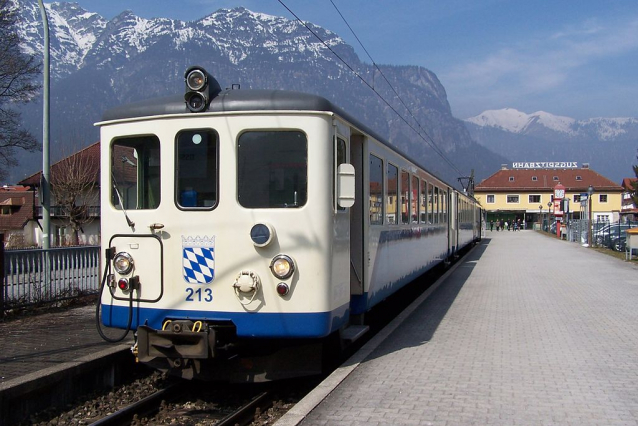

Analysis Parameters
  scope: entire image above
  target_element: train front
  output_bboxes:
[96,67,353,381]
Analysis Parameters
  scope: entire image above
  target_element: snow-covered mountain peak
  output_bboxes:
[465,108,638,142]
[466,108,576,135]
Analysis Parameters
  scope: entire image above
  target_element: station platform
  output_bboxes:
[0,305,133,385]
[277,231,638,426]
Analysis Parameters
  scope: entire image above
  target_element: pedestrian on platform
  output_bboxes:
[490,220,494,231]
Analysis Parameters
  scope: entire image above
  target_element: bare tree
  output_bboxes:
[50,146,99,245]
[0,0,41,181]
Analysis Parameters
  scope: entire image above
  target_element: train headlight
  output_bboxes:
[113,252,134,275]
[186,68,207,91]
[184,65,221,113]
[270,254,295,280]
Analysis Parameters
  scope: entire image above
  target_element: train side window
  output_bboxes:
[176,130,218,209]
[411,176,419,223]
[369,154,384,225]
[434,187,439,224]
[387,164,398,225]
[111,135,161,210]
[442,190,447,223]
[428,184,434,224]
[238,131,307,208]
[420,179,427,223]
[400,170,409,224]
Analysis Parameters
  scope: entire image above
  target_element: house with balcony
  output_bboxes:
[18,142,101,247]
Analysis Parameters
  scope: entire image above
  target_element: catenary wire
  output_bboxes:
[328,0,460,174]
[277,0,465,177]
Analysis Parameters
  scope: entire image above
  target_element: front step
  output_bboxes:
[341,325,369,344]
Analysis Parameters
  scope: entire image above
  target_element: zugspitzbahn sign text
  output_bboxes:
[512,162,578,169]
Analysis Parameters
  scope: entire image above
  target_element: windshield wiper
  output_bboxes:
[111,173,135,229]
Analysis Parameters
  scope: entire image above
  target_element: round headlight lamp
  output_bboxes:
[270,254,295,280]
[186,68,207,91]
[113,252,134,275]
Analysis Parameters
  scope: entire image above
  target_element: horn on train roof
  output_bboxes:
[184,66,222,113]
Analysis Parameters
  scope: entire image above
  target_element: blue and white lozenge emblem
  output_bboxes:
[182,236,215,284]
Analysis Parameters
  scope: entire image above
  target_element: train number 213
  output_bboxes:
[185,287,213,302]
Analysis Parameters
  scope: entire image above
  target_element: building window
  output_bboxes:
[573,194,581,202]
[529,194,541,203]
[509,176,515,182]
[507,195,519,203]
[532,176,538,181]
[553,176,559,181]
[576,176,582,181]
[599,194,608,203]
[486,194,495,204]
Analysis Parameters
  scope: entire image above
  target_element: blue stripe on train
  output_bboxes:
[101,303,349,338]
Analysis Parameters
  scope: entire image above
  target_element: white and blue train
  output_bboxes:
[97,66,481,380]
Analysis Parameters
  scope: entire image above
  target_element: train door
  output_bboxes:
[449,190,457,255]
[349,134,364,296]
[333,123,354,305]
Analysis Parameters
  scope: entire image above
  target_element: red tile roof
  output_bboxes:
[19,142,100,186]
[476,167,623,193]
[0,190,37,231]
[621,177,637,191]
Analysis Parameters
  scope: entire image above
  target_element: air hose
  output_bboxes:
[95,249,134,343]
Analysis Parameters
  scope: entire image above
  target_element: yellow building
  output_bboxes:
[475,163,623,229]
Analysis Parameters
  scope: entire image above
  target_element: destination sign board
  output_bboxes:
[512,162,578,169]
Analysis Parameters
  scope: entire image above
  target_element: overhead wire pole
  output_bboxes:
[37,0,51,250]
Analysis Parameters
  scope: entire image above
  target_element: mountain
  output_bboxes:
[7,0,505,188]
[465,108,638,182]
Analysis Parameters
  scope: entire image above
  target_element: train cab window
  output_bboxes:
[369,155,384,225]
[387,164,398,224]
[411,176,419,223]
[238,131,307,208]
[111,136,160,210]
[176,130,218,209]
[400,170,409,224]
[420,180,427,223]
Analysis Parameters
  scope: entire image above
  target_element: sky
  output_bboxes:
[54,0,638,120]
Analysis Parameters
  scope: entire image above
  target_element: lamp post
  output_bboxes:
[547,201,552,233]
[539,205,543,230]
[588,185,594,246]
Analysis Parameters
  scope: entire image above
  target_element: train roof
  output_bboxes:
[101,89,349,122]
[100,88,467,193]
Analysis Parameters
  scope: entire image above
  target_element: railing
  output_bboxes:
[34,205,100,217]
[2,239,100,313]
[542,219,637,252]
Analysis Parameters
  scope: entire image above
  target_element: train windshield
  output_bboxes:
[176,129,218,209]
[111,136,161,210]
[237,131,307,208]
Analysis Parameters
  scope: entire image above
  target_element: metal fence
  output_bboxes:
[2,237,100,312]
[543,219,637,252]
